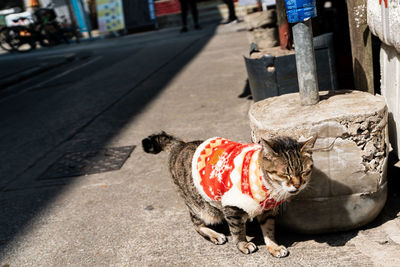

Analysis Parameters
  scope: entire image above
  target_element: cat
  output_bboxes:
[142,131,316,257]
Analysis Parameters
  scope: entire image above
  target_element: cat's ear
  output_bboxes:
[260,139,278,158]
[300,136,317,153]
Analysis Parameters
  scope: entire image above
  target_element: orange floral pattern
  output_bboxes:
[194,137,284,211]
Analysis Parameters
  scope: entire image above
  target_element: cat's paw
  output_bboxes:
[237,241,258,254]
[267,245,288,258]
[209,233,227,245]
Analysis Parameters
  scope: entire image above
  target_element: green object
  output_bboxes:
[0,15,6,27]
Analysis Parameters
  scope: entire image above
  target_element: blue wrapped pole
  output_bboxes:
[285,0,317,23]
[284,0,319,105]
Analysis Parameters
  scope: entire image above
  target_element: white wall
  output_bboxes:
[368,0,400,159]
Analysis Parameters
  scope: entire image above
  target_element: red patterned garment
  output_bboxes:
[192,137,284,218]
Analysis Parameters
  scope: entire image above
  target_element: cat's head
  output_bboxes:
[260,136,316,198]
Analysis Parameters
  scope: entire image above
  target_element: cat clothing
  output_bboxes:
[192,137,284,218]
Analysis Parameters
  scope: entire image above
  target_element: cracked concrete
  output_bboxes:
[249,90,389,233]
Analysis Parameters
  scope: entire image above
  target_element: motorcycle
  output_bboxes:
[0,3,80,53]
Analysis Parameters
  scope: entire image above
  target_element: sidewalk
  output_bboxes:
[1,22,400,266]
[156,0,255,28]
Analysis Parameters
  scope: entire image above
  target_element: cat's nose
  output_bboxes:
[288,186,299,194]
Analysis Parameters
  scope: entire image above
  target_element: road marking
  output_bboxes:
[40,53,76,59]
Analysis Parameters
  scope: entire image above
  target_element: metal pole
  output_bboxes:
[284,0,319,106]
[292,20,319,105]
[79,0,92,39]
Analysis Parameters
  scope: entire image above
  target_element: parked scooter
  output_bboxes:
[0,3,80,53]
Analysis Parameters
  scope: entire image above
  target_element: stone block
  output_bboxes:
[249,90,389,233]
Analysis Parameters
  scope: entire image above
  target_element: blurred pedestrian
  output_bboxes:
[222,0,238,24]
[179,0,200,33]
[26,0,39,13]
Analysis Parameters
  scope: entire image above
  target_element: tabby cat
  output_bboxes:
[142,132,316,257]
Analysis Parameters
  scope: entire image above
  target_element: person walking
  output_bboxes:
[179,0,200,32]
[222,0,238,24]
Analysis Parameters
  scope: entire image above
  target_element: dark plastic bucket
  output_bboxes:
[244,32,337,102]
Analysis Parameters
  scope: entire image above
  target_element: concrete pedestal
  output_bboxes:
[249,90,389,233]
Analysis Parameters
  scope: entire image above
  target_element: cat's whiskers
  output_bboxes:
[270,184,290,203]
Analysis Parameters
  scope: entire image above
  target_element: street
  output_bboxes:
[1,22,400,266]
[0,25,220,190]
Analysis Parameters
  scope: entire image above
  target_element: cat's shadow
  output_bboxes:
[276,227,358,248]
[209,218,356,248]
[209,220,265,246]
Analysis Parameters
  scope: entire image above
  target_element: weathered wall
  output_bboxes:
[367,1,400,159]
[368,0,400,53]
[380,43,400,158]
[347,0,374,94]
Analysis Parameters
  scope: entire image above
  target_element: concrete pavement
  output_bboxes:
[1,22,400,266]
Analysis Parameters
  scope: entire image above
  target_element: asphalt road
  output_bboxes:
[0,25,220,191]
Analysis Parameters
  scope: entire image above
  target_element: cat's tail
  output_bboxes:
[142,131,182,154]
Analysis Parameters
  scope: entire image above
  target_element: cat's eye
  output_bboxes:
[277,173,290,180]
[277,171,289,177]
[301,169,312,176]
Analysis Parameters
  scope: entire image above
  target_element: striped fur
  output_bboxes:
[142,132,315,256]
